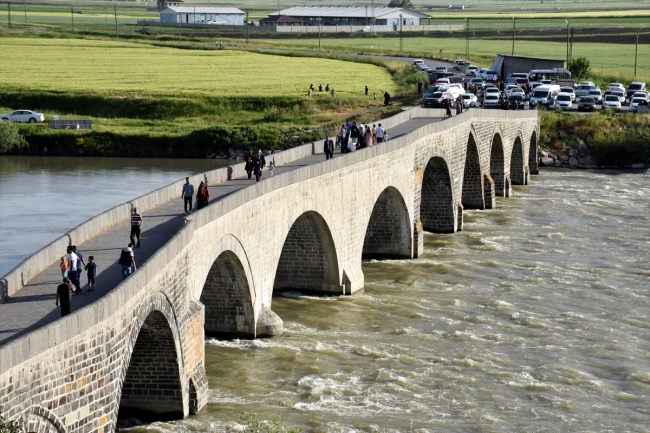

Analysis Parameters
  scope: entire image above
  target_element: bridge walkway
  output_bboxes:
[0,116,442,346]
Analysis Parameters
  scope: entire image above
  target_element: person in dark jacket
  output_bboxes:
[324,136,334,160]
[244,150,253,179]
[384,92,391,105]
[252,154,263,182]
[197,181,210,209]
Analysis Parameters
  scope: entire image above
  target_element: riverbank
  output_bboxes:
[538,111,650,169]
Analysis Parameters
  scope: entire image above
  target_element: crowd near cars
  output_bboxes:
[418,59,648,114]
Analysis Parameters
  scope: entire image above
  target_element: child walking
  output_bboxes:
[86,256,97,292]
[269,161,275,176]
[59,257,67,280]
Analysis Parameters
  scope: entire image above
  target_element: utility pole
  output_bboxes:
[634,30,639,76]
[569,27,574,65]
[105,6,107,31]
[511,17,515,55]
[565,20,569,68]
[371,0,375,35]
[24,1,27,27]
[193,6,195,30]
[178,9,181,41]
[245,10,249,46]
[8,2,11,29]
[318,17,321,50]
[365,6,367,27]
[114,3,118,37]
[465,18,469,61]
[71,7,74,32]
[399,14,403,55]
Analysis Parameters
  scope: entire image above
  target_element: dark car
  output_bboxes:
[508,95,526,109]
[423,91,445,108]
[578,97,596,112]
[136,28,151,35]
[422,86,442,107]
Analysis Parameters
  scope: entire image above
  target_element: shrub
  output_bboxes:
[569,57,591,81]
[0,122,25,153]
[240,413,300,433]
[0,406,20,433]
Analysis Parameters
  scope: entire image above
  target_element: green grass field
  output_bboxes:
[0,37,396,98]
[238,37,650,85]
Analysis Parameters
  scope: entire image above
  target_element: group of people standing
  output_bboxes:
[443,96,465,117]
[244,149,274,181]
[337,121,387,153]
[57,245,97,317]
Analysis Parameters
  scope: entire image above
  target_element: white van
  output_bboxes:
[438,85,464,100]
[530,84,561,107]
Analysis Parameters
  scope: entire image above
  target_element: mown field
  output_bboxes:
[0,37,396,98]
[240,37,650,85]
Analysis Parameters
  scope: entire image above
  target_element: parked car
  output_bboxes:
[626,81,647,101]
[413,59,424,69]
[507,87,525,98]
[588,89,603,104]
[505,73,530,87]
[504,84,519,94]
[632,90,650,99]
[630,97,649,113]
[0,109,45,123]
[436,78,450,85]
[578,97,596,112]
[422,86,443,107]
[477,68,489,79]
[606,90,625,104]
[555,93,573,111]
[466,65,478,76]
[508,95,526,110]
[560,86,576,101]
[484,70,499,82]
[469,78,484,87]
[453,59,468,69]
[607,83,625,92]
[461,93,477,108]
[483,94,500,109]
[484,87,501,97]
[602,95,622,111]
[436,66,448,73]
[135,28,151,35]
[574,82,598,98]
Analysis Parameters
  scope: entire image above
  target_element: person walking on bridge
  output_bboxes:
[119,243,137,280]
[71,246,86,290]
[66,246,81,295]
[181,177,194,214]
[130,208,143,248]
[323,136,334,160]
[55,277,73,317]
[197,181,210,210]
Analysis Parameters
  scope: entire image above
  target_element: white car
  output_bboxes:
[607,83,625,92]
[483,94,500,108]
[555,93,573,111]
[461,93,477,108]
[466,66,478,76]
[560,86,576,101]
[605,90,625,104]
[477,68,489,79]
[484,87,501,97]
[630,97,649,112]
[507,87,525,97]
[0,109,45,123]
[602,95,621,111]
[436,66,448,73]
[504,84,519,94]
[436,78,450,85]
[413,59,424,69]
[588,89,603,104]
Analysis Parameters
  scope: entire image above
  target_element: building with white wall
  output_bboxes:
[266,6,430,28]
[160,7,245,25]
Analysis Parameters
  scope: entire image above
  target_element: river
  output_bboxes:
[1,156,648,432]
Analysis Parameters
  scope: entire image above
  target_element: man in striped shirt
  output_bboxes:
[130,208,143,248]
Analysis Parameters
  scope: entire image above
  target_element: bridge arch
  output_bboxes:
[462,130,484,210]
[510,135,526,186]
[489,132,508,198]
[200,249,255,338]
[362,186,412,260]
[420,156,456,233]
[529,130,539,175]
[116,292,187,423]
[21,406,66,433]
[273,210,342,295]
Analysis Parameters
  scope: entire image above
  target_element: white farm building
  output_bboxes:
[160,7,245,25]
[266,6,430,27]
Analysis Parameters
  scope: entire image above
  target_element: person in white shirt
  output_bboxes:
[66,246,81,294]
[376,124,384,142]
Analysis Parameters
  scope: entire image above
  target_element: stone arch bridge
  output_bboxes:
[0,108,539,433]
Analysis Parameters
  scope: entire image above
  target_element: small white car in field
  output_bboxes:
[1,109,45,123]
[602,95,621,111]
[461,93,477,108]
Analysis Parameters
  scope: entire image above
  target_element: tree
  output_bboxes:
[0,406,21,433]
[387,0,413,8]
[569,57,591,81]
[0,121,24,153]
